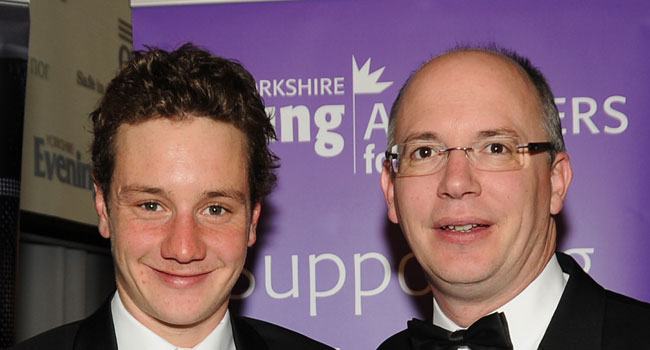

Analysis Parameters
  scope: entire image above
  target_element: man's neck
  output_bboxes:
[431,252,554,327]
[433,255,568,350]
[433,292,512,328]
[155,318,226,349]
[115,289,228,348]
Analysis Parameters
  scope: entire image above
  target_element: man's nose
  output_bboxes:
[436,149,481,199]
[161,211,207,263]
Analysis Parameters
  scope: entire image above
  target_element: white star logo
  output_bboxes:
[352,56,393,95]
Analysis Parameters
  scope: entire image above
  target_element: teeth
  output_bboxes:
[443,224,480,232]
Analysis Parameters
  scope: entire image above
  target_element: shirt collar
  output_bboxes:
[433,254,569,350]
[111,292,236,350]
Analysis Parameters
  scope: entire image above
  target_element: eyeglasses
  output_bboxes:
[385,138,553,177]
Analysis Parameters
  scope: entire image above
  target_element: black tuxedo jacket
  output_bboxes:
[377,252,650,349]
[9,298,333,350]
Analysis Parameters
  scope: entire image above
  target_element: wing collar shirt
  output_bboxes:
[111,292,236,350]
[433,254,569,350]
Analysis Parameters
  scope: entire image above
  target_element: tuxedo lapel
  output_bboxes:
[538,253,605,350]
[230,315,269,350]
[73,297,118,350]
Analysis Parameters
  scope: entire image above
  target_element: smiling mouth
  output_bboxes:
[440,224,489,233]
[151,267,213,288]
[163,271,210,278]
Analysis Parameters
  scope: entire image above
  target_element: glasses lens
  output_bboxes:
[471,139,523,171]
[392,138,529,176]
[390,138,552,176]
[396,142,445,176]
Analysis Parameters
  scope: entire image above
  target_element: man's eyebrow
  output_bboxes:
[476,128,519,139]
[117,185,165,198]
[400,128,521,145]
[116,186,248,203]
[402,132,440,143]
[203,189,247,203]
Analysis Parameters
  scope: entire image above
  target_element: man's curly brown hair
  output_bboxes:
[90,43,278,205]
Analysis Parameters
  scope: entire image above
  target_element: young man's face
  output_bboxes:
[94,117,259,341]
[381,51,572,302]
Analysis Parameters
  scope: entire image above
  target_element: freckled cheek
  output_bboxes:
[113,221,167,264]
[204,228,250,263]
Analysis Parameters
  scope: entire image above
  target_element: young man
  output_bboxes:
[12,44,332,350]
[379,46,650,349]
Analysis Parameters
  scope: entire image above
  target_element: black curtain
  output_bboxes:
[0,4,29,347]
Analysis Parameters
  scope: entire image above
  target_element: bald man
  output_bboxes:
[378,46,650,350]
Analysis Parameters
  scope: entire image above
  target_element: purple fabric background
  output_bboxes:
[133,1,650,348]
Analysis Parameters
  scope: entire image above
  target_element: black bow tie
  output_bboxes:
[407,312,513,350]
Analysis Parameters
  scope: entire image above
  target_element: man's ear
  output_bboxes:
[94,183,111,239]
[381,162,399,224]
[247,202,261,247]
[549,152,573,215]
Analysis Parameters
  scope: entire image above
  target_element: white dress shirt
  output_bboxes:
[111,292,236,350]
[433,255,569,350]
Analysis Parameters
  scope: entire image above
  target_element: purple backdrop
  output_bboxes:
[133,1,650,348]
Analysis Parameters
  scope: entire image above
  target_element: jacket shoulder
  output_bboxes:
[602,290,650,347]
[8,321,82,350]
[377,328,410,350]
[606,289,650,312]
[605,289,650,317]
[235,316,333,350]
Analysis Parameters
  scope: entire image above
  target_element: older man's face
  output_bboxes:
[381,52,571,300]
[94,117,259,342]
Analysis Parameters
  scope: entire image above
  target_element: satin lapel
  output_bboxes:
[538,253,605,350]
[73,297,118,350]
[230,314,269,350]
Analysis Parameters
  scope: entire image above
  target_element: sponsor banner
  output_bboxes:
[133,1,650,349]
[20,0,131,225]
